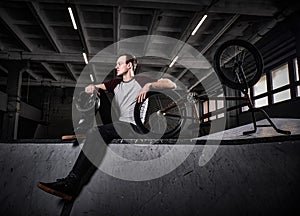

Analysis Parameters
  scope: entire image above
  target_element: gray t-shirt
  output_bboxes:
[104,76,155,125]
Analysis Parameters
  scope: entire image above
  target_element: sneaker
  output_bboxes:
[37,176,79,201]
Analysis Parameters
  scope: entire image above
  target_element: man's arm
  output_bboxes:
[150,78,177,89]
[85,83,107,94]
[137,78,177,103]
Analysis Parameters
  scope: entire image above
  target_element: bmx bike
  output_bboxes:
[134,39,291,139]
[62,90,101,141]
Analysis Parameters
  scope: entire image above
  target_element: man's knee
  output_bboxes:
[85,123,122,144]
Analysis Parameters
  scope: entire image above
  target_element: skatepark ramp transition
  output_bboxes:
[0,118,300,215]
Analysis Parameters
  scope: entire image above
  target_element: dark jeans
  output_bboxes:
[89,121,141,144]
[69,121,141,184]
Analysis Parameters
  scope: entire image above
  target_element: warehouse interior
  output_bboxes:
[0,0,300,215]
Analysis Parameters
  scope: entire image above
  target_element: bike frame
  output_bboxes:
[158,91,251,123]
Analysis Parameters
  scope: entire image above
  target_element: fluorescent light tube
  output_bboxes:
[83,52,88,64]
[68,7,77,30]
[191,14,207,36]
[169,56,178,68]
[89,74,94,82]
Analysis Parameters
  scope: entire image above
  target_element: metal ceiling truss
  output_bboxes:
[0,0,299,89]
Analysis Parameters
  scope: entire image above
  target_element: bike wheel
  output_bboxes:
[134,90,184,139]
[75,91,100,112]
[214,39,264,90]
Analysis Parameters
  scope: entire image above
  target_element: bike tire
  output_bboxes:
[214,39,264,90]
[75,91,100,113]
[134,90,185,139]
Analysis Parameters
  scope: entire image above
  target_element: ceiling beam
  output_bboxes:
[40,21,112,29]
[0,79,79,87]
[26,2,65,85]
[143,10,162,55]
[26,69,42,81]
[121,8,153,15]
[156,26,181,32]
[4,0,286,15]
[0,51,85,63]
[65,63,78,81]
[87,37,114,42]
[36,22,112,29]
[6,0,206,11]
[248,14,287,46]
[28,1,62,53]
[120,25,148,31]
[176,68,188,81]
[113,6,121,53]
[201,14,240,54]
[0,7,33,52]
[79,6,113,13]
[161,11,191,18]
[74,5,90,55]
[130,0,208,4]
[85,23,114,29]
[0,64,8,74]
[149,10,162,31]
[54,35,85,40]
[12,20,37,25]
[159,11,203,74]
[210,0,278,16]
[41,62,59,81]
[187,68,214,91]
[0,51,211,68]
[0,40,4,50]
[178,12,204,42]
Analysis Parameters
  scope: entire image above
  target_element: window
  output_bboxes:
[217,93,224,118]
[242,106,249,112]
[241,88,250,112]
[255,96,268,108]
[239,55,299,115]
[203,101,208,122]
[295,58,299,81]
[253,75,267,96]
[271,64,289,89]
[202,94,225,122]
[271,64,291,103]
[295,58,300,97]
[273,89,291,103]
[209,100,216,120]
[253,75,268,107]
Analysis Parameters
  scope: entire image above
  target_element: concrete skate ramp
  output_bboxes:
[0,119,300,215]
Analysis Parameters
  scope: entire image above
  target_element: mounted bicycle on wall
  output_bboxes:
[213,39,290,135]
[133,39,291,139]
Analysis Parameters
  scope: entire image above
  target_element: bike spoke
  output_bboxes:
[214,39,263,90]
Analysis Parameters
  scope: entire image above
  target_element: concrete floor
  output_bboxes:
[0,118,299,215]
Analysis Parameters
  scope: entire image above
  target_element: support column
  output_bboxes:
[1,61,26,140]
[288,11,300,96]
[295,15,300,75]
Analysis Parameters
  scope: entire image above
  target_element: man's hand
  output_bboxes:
[136,83,152,103]
[85,84,96,94]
